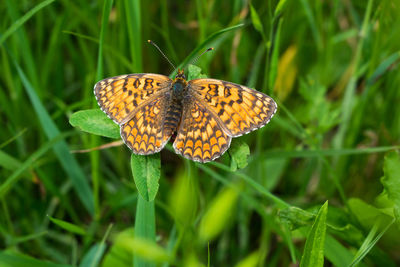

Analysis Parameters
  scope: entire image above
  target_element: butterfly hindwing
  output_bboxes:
[173,97,231,162]
[188,79,277,137]
[120,94,172,154]
[94,73,172,124]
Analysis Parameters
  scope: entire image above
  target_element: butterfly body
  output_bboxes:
[94,69,277,162]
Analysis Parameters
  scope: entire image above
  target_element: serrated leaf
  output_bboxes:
[279,206,315,230]
[381,151,400,220]
[48,215,86,235]
[300,201,328,267]
[229,140,250,171]
[131,153,161,201]
[69,109,120,139]
[188,64,207,80]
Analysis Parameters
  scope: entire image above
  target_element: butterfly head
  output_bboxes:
[175,69,186,80]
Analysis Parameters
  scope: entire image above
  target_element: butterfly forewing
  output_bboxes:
[94,73,172,124]
[173,97,231,162]
[188,79,277,137]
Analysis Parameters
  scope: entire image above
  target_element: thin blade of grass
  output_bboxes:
[0,0,56,46]
[259,146,399,159]
[124,0,143,72]
[10,53,95,215]
[0,133,71,198]
[92,0,114,217]
[171,24,245,77]
[79,224,113,267]
[349,218,395,267]
[0,251,71,267]
[48,215,87,236]
[333,0,374,150]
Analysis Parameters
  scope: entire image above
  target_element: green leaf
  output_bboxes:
[348,198,394,230]
[187,64,207,80]
[279,206,316,230]
[69,109,120,139]
[381,151,400,220]
[229,140,250,171]
[0,251,71,267]
[48,215,86,235]
[249,4,265,38]
[131,153,161,202]
[324,235,354,267]
[300,201,328,267]
[198,186,239,242]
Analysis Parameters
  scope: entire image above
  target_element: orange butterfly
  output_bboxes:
[94,42,277,162]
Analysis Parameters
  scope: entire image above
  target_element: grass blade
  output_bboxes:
[0,251,71,267]
[349,218,395,267]
[171,24,245,77]
[260,146,399,159]
[300,201,328,267]
[0,0,56,46]
[0,133,71,198]
[48,215,87,236]
[124,0,143,72]
[10,53,95,215]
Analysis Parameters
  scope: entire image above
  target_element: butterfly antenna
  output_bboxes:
[187,47,214,67]
[148,40,176,71]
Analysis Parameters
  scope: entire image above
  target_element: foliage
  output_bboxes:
[1,0,400,266]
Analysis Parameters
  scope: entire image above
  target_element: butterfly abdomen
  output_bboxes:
[163,97,183,138]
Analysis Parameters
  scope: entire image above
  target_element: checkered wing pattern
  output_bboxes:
[173,97,231,162]
[94,73,172,125]
[120,95,173,154]
[188,79,277,137]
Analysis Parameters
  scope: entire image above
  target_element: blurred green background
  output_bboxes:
[1,0,400,266]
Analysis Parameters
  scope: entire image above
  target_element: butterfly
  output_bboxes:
[94,43,277,163]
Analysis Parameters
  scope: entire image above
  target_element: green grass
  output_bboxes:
[1,0,400,266]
